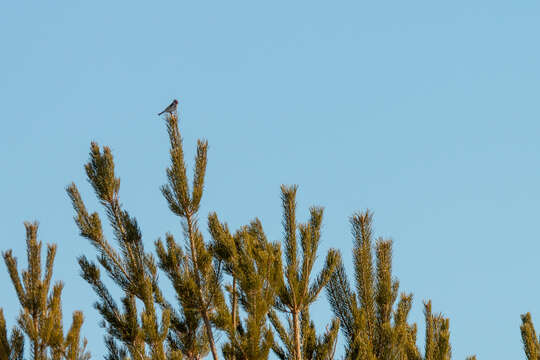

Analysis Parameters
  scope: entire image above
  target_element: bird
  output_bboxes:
[158,99,179,116]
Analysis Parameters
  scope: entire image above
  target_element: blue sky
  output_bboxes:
[1,1,540,358]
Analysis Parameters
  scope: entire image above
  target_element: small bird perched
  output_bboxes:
[158,99,179,116]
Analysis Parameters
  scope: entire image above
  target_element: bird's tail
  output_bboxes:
[158,111,164,116]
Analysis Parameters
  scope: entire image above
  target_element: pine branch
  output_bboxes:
[272,185,341,360]
[68,142,171,360]
[209,214,281,360]
[521,313,539,360]
[0,308,24,360]
[325,210,457,360]
[159,113,219,360]
[2,222,89,360]
[326,260,355,345]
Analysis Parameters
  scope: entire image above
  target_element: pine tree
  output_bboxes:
[2,221,90,360]
[296,310,339,360]
[209,214,283,360]
[158,114,222,360]
[520,312,540,360]
[67,143,177,360]
[326,210,465,360]
[269,185,341,360]
[155,232,210,360]
[423,301,451,360]
[0,309,24,360]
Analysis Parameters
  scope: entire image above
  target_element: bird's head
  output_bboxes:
[173,99,178,104]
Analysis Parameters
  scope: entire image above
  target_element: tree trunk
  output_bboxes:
[292,310,302,360]
[186,215,219,360]
[32,312,40,360]
[201,309,219,360]
[232,277,237,360]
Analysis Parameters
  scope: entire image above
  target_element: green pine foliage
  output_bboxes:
[66,143,177,360]
[157,114,223,360]
[298,310,340,360]
[424,301,451,360]
[326,211,471,360]
[520,312,540,360]
[2,222,90,360]
[155,233,211,360]
[269,185,341,360]
[0,308,24,360]
[0,105,494,360]
[208,214,283,360]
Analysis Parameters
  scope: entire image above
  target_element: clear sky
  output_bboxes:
[1,1,540,359]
